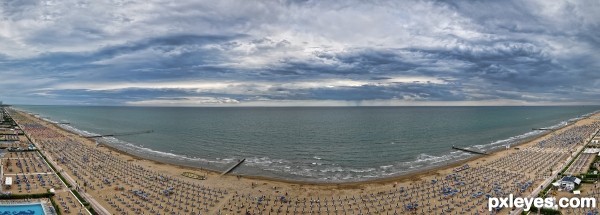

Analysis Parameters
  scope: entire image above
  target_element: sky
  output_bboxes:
[0,0,599,106]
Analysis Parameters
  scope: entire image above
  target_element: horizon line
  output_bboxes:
[6,103,600,108]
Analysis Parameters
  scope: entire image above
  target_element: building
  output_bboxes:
[4,177,12,189]
[558,176,581,191]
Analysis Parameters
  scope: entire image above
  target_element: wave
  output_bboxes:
[394,152,471,170]
[99,137,234,165]
[236,152,472,181]
[245,157,290,165]
[471,130,544,150]
[19,107,599,182]
[34,117,100,137]
[46,120,237,166]
[379,165,393,169]
[469,113,589,151]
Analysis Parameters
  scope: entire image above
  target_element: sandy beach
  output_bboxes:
[6,108,600,214]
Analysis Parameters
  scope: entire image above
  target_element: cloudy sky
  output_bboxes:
[0,0,599,106]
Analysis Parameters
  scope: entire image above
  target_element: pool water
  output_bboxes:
[0,204,45,215]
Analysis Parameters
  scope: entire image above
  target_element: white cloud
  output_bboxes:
[127,98,597,107]
[126,96,239,106]
[1,0,599,105]
[51,76,450,93]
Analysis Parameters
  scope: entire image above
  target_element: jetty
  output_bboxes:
[221,158,246,176]
[451,146,488,155]
[85,130,154,138]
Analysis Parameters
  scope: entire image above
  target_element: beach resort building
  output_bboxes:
[557,176,581,191]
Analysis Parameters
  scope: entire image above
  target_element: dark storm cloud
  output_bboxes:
[0,0,599,105]
[286,83,466,101]
[2,34,245,84]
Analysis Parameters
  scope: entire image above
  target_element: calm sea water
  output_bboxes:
[15,105,600,182]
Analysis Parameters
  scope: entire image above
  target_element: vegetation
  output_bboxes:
[577,147,600,183]
[70,189,88,205]
[71,189,97,214]
[88,207,97,215]
[0,192,55,199]
[581,173,600,183]
[528,207,562,215]
[49,197,63,215]
[539,185,553,197]
[38,152,72,188]
[560,149,583,176]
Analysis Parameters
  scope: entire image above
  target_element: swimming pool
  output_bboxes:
[0,203,45,215]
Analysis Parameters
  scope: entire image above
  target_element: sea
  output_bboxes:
[13,105,600,182]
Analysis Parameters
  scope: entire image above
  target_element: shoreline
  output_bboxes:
[10,107,600,214]
[99,141,484,187]
[94,125,552,187]
[24,108,589,186]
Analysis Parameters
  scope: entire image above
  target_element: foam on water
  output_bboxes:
[18,106,600,182]
[47,111,574,182]
[47,120,236,168]
[43,109,595,181]
[471,130,545,150]
[57,123,100,137]
[107,138,235,165]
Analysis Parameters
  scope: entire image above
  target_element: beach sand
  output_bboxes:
[7,109,600,214]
